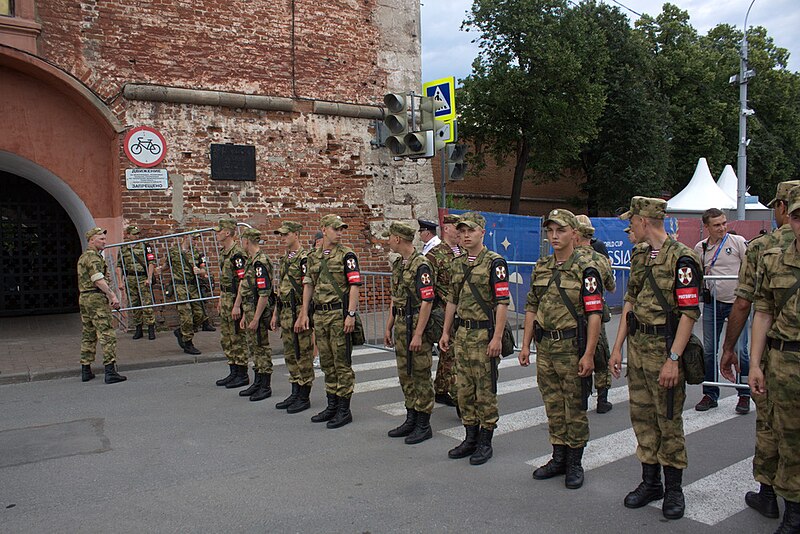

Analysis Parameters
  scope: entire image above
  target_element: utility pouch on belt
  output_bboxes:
[626,311,638,336]
[534,322,544,343]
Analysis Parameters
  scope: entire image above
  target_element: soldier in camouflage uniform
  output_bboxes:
[609,197,702,520]
[748,184,800,532]
[521,210,603,489]
[234,228,275,401]
[426,213,461,408]
[271,221,315,413]
[213,218,249,388]
[115,225,156,340]
[575,214,616,414]
[383,222,437,444]
[296,214,362,429]
[720,180,800,520]
[440,212,510,465]
[77,227,126,384]
[162,231,207,356]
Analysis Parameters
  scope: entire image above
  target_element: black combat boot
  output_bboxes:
[775,500,800,534]
[81,364,95,382]
[311,393,339,423]
[225,365,249,389]
[448,425,479,459]
[388,409,417,438]
[662,465,685,520]
[405,411,432,444]
[239,372,263,397]
[533,444,568,479]
[201,320,216,331]
[326,396,353,428]
[565,447,585,489]
[287,385,312,414]
[183,340,201,355]
[276,383,300,409]
[249,373,272,401]
[104,363,127,384]
[745,484,780,519]
[624,463,664,508]
[216,364,236,386]
[174,328,186,349]
[469,428,494,465]
[132,325,144,340]
[596,388,613,414]
[435,392,456,406]
[148,325,156,340]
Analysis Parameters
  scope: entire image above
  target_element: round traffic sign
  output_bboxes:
[123,126,167,168]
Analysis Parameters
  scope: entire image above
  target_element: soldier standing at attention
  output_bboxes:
[234,228,275,401]
[271,221,314,413]
[296,214,362,429]
[439,212,509,465]
[521,210,602,489]
[748,184,800,533]
[609,197,702,520]
[115,225,156,340]
[719,180,799,520]
[383,222,436,444]
[162,231,206,356]
[427,213,461,408]
[78,227,127,384]
[214,219,249,388]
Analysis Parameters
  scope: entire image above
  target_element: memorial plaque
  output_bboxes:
[210,144,256,181]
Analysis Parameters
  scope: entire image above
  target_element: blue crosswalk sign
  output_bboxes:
[422,76,456,122]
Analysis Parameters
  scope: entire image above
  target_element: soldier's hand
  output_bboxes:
[343,315,355,334]
[439,333,450,352]
[719,347,740,383]
[109,296,121,310]
[145,278,152,287]
[578,354,594,377]
[609,349,623,379]
[658,360,680,389]
[518,346,531,367]
[749,367,766,396]
[270,316,278,331]
[239,317,246,330]
[216,300,221,314]
[232,306,241,321]
[294,315,309,333]
[248,319,260,332]
[384,330,394,348]
[487,337,502,358]
[410,333,423,352]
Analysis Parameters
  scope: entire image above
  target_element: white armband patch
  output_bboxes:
[90,273,105,283]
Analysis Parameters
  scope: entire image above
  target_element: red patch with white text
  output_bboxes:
[494,281,509,297]
[676,287,699,307]
[583,295,603,312]
[255,265,267,289]
[420,286,435,300]
[347,271,361,283]
[145,245,155,262]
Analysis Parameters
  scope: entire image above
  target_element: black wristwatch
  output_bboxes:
[347,310,356,318]
[668,351,680,362]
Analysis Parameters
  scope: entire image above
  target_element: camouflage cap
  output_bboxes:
[241,227,262,242]
[620,196,666,220]
[274,221,303,235]
[767,180,800,208]
[85,227,107,240]
[543,209,578,229]
[381,221,416,241]
[575,214,594,237]
[213,218,237,231]
[125,225,140,235]
[456,211,486,230]
[442,213,461,225]
[320,214,348,229]
[787,184,800,214]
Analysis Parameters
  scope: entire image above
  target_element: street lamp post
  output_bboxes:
[736,0,757,221]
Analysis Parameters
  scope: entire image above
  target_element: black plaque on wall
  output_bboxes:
[210,144,256,181]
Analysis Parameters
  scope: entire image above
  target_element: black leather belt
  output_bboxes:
[392,306,420,317]
[540,328,577,341]
[315,302,343,312]
[457,318,491,330]
[637,322,670,336]
[768,337,800,352]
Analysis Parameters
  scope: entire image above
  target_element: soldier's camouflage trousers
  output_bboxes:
[536,337,589,448]
[594,325,612,390]
[315,309,355,398]
[753,354,779,487]
[242,302,272,374]
[219,293,247,366]
[434,342,457,398]
[394,316,434,414]
[79,293,117,365]
[175,284,204,342]
[765,346,800,502]
[278,306,314,386]
[628,330,687,469]
[123,276,155,326]
[454,327,498,430]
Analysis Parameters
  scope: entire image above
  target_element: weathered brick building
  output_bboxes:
[0,0,435,315]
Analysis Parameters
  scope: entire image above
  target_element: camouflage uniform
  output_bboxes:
[277,248,314,386]
[219,240,248,366]
[577,243,615,391]
[116,241,156,327]
[78,248,117,365]
[168,244,205,343]
[426,239,459,398]
[240,249,274,374]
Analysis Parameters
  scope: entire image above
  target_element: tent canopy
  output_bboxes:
[716,165,768,210]
[667,158,735,213]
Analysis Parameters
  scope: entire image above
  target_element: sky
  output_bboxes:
[421,0,800,84]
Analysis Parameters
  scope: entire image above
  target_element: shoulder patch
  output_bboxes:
[490,257,510,298]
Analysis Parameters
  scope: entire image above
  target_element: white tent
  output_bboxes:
[716,165,769,210]
[666,158,736,215]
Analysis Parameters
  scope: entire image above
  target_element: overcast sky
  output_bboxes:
[421,0,799,84]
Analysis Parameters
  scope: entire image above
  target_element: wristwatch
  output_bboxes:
[668,352,680,362]
[347,310,356,318]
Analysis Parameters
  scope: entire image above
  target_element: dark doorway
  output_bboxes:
[0,172,81,316]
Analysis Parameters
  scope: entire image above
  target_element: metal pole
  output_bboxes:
[440,147,447,210]
[737,0,756,221]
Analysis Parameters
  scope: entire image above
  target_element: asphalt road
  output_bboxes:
[0,348,775,534]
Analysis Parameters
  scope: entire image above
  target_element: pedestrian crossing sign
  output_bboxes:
[423,76,456,122]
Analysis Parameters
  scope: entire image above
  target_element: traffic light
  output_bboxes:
[383,93,409,156]
[446,144,467,181]
[403,96,446,158]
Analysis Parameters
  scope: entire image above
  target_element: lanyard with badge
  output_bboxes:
[702,233,728,297]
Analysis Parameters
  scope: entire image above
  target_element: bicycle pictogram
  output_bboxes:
[123,126,167,168]
[130,136,162,156]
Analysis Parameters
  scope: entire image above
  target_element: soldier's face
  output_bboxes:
[90,234,106,250]
[458,225,483,250]
[324,226,341,245]
[387,235,400,253]
[283,232,297,248]
[443,223,459,243]
[789,209,800,240]
[630,215,646,238]
[546,223,574,252]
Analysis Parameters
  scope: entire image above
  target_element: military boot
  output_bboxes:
[624,463,664,508]
[276,383,300,409]
[448,425,479,459]
[239,372,263,397]
[81,364,95,382]
[183,340,201,355]
[173,328,186,349]
[311,393,339,423]
[662,465,685,520]
[565,447,585,489]
[132,325,144,340]
[469,428,494,465]
[249,373,272,402]
[533,444,568,479]
[216,364,236,386]
[148,325,156,340]
[326,396,353,429]
[775,500,800,534]
[745,484,779,519]
[405,411,432,444]
[287,385,312,414]
[388,409,417,438]
[225,365,249,389]
[104,363,127,384]
[201,320,216,332]
[596,388,613,414]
